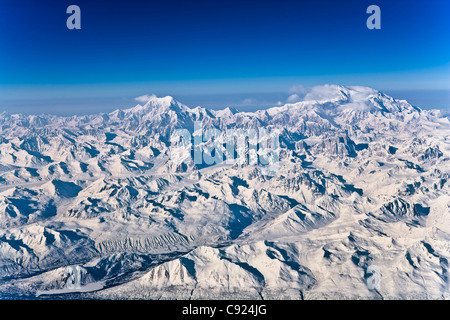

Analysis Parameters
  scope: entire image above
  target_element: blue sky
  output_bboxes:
[0,0,449,114]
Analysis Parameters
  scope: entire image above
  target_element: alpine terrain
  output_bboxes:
[0,85,449,299]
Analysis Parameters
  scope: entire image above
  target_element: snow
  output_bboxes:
[0,85,449,299]
[36,281,105,297]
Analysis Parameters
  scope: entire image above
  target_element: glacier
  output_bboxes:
[0,85,449,299]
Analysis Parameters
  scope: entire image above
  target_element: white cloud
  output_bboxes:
[286,94,301,103]
[134,94,157,103]
[284,84,312,104]
[303,84,342,101]
[242,98,257,105]
[289,84,310,94]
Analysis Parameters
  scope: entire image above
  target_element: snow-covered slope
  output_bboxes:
[0,85,449,299]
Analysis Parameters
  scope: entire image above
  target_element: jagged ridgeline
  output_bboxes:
[0,85,448,299]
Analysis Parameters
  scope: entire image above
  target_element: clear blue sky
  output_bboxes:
[0,0,449,114]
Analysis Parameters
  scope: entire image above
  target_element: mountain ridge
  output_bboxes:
[0,85,427,124]
[0,84,448,299]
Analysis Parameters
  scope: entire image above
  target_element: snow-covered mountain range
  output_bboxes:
[0,85,449,299]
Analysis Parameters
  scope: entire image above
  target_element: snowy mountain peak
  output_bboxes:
[214,106,239,118]
[126,95,190,115]
[264,85,420,121]
[301,84,353,103]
